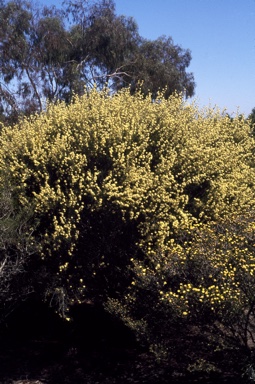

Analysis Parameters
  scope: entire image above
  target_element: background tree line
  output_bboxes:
[0,0,195,124]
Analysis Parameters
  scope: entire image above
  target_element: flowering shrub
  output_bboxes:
[0,88,255,369]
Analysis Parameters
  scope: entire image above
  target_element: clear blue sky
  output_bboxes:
[44,0,255,116]
[114,0,255,117]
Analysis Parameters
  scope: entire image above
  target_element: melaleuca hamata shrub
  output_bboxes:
[0,87,254,336]
[115,213,255,350]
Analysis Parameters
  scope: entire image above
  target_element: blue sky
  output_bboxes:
[113,0,255,116]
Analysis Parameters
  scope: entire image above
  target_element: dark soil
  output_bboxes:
[0,300,247,384]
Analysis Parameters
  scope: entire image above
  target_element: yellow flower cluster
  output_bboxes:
[0,88,254,314]
[133,213,255,319]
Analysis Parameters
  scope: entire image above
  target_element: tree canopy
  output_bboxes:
[0,0,195,123]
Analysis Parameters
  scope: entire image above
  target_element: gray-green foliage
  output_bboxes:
[0,0,195,123]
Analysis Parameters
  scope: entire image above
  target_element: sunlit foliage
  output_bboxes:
[0,88,254,363]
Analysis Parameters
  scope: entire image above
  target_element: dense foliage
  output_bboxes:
[249,107,255,136]
[0,0,195,124]
[0,88,255,377]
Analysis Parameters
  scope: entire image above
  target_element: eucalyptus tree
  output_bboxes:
[0,0,195,123]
